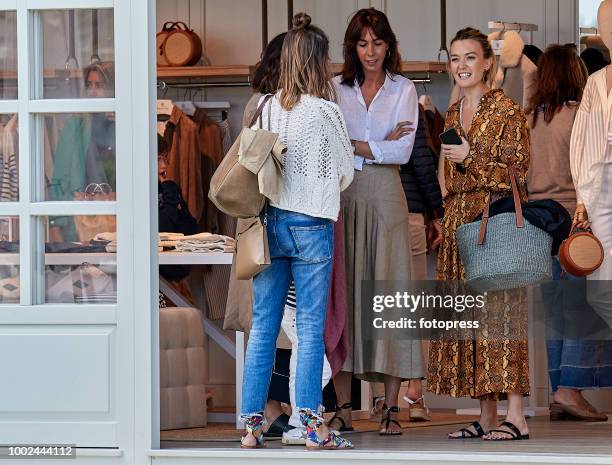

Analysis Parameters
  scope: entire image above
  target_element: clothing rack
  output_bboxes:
[488,20,538,44]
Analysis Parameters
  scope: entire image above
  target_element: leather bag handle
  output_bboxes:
[173,21,190,31]
[248,94,274,128]
[161,21,178,31]
[477,166,524,245]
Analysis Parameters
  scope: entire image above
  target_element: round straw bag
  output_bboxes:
[156,22,177,67]
[558,229,604,276]
[163,21,202,67]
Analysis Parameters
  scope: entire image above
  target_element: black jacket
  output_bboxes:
[400,107,444,219]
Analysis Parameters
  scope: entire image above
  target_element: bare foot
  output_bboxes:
[328,404,352,431]
[380,406,402,435]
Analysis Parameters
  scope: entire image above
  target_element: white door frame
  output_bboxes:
[0,0,156,462]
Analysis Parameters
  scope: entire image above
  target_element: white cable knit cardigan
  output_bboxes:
[253,93,355,221]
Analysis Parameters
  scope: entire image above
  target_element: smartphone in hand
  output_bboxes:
[439,127,463,145]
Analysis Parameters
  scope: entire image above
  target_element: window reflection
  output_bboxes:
[0,11,18,100]
[41,9,115,99]
[43,216,116,304]
[0,216,19,304]
[0,114,18,201]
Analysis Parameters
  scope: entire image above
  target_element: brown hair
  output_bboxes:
[341,8,401,86]
[449,27,495,85]
[252,33,287,94]
[278,13,335,110]
[527,44,587,128]
[83,61,115,88]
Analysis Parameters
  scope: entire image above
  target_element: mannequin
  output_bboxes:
[569,0,612,329]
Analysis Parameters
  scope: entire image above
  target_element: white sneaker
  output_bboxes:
[282,426,307,445]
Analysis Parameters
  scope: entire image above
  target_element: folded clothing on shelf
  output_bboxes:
[174,233,235,253]
[93,232,118,253]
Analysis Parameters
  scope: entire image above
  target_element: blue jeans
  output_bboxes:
[546,257,612,391]
[241,206,333,416]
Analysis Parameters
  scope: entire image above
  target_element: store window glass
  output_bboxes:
[0,114,18,201]
[0,11,17,100]
[43,215,116,304]
[41,9,115,99]
[0,216,18,304]
[43,112,116,204]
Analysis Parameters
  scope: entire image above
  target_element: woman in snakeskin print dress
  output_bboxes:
[427,28,532,441]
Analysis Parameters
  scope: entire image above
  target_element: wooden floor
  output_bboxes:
[161,415,612,456]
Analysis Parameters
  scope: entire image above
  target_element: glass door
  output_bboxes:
[0,0,156,456]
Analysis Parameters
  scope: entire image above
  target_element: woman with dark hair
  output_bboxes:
[330,8,423,436]
[239,13,354,450]
[243,32,287,124]
[428,27,531,441]
[527,44,611,422]
[48,61,116,241]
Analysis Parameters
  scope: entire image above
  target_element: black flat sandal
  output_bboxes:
[484,421,530,441]
[379,405,402,436]
[448,421,486,439]
[327,402,354,432]
[263,413,293,438]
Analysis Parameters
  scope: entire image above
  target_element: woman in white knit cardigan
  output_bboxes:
[569,66,612,330]
[239,13,355,450]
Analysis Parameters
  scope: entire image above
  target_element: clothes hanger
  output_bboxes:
[156,99,175,116]
[419,94,435,113]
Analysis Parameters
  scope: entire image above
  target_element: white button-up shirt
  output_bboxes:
[332,73,419,170]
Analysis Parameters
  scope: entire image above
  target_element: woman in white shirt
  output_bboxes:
[239,13,355,450]
[328,8,423,436]
[570,65,612,330]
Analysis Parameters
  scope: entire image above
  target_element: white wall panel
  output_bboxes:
[446,0,547,49]
[293,0,359,62]
[205,0,262,65]
[387,0,442,61]
[0,327,113,413]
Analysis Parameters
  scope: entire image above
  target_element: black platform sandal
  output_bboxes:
[483,421,530,441]
[379,405,402,436]
[327,402,354,432]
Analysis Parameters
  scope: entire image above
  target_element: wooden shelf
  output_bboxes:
[157,65,252,79]
[330,61,447,74]
[156,61,447,81]
[0,69,83,80]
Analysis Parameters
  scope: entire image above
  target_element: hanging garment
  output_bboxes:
[217,119,232,153]
[488,31,538,109]
[162,105,204,222]
[0,114,18,201]
[192,108,225,234]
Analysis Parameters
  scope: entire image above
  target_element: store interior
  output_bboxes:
[1,0,611,457]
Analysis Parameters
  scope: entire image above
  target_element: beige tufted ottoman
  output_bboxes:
[160,307,208,430]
